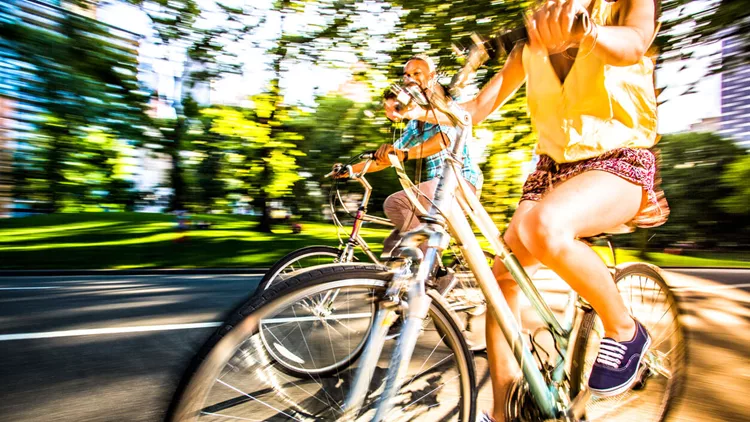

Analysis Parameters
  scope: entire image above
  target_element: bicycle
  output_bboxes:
[168,36,686,422]
[255,152,492,361]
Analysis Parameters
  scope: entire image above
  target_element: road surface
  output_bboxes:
[0,268,747,421]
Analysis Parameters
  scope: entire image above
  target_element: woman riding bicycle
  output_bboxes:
[393,0,668,420]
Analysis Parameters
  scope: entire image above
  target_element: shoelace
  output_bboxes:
[477,412,496,422]
[596,338,628,368]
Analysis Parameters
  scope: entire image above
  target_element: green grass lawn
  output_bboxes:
[0,212,391,270]
[0,212,748,270]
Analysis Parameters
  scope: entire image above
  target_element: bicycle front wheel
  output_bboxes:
[570,262,687,422]
[168,264,476,422]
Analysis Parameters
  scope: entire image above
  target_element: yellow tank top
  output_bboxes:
[522,0,658,163]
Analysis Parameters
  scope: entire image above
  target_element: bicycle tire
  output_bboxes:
[569,262,687,422]
[257,245,344,292]
[168,263,476,422]
[445,250,494,352]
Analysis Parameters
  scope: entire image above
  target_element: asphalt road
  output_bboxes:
[0,268,747,421]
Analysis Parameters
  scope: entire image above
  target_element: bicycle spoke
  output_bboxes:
[404,335,449,389]
[214,380,303,422]
[175,274,473,421]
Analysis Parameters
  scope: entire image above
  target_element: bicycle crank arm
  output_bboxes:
[563,388,591,421]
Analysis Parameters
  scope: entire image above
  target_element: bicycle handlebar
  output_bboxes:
[324,151,378,179]
[495,12,590,55]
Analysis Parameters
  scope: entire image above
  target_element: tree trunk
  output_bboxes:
[256,148,273,233]
[45,129,66,213]
[167,117,187,211]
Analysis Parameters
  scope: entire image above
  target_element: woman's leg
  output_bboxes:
[487,200,542,421]
[517,170,643,341]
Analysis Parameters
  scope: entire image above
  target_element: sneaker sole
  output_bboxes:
[589,334,652,398]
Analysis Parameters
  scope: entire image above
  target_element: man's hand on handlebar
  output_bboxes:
[374,144,405,165]
[329,163,350,179]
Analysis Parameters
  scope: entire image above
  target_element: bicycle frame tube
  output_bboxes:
[392,106,569,418]
[338,167,394,264]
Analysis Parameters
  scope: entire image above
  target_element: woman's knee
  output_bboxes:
[517,205,573,258]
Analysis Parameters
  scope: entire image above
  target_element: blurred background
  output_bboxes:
[0,3,748,422]
[0,0,748,269]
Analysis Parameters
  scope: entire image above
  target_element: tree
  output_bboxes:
[201,99,304,225]
[289,91,402,219]
[0,0,150,211]
[659,0,750,75]
[650,132,748,248]
[718,154,750,217]
[109,0,256,211]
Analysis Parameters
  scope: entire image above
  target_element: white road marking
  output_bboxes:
[0,286,62,290]
[260,312,373,324]
[0,322,222,342]
[671,282,750,293]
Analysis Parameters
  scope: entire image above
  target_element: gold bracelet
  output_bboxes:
[562,22,598,61]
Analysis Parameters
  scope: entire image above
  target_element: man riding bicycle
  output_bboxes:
[334,54,482,260]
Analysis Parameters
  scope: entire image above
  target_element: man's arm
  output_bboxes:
[347,159,390,176]
[391,44,526,126]
[374,125,456,164]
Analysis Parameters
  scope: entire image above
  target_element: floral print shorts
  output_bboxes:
[521,148,669,228]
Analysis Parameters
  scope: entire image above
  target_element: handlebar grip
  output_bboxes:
[360,151,376,160]
[496,12,590,55]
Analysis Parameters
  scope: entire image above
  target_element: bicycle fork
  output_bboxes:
[340,246,439,421]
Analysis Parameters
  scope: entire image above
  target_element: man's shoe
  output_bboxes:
[434,267,456,295]
[588,319,652,397]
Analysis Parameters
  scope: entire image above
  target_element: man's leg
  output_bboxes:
[486,200,542,421]
[382,179,442,255]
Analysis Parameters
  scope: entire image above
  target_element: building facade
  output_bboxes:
[718,35,750,148]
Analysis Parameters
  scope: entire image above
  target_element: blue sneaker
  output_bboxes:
[588,319,652,397]
[477,411,496,422]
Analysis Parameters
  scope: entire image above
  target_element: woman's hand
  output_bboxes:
[526,0,590,55]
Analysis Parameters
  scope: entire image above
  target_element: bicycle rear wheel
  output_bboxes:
[443,249,494,352]
[168,264,476,422]
[257,246,343,292]
[570,262,687,422]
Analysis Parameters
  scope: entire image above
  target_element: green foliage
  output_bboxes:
[659,0,750,74]
[478,89,536,229]
[649,132,750,248]
[201,98,304,202]
[384,0,533,82]
[718,155,750,216]
[0,0,150,211]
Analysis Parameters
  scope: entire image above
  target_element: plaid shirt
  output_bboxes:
[393,120,482,188]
